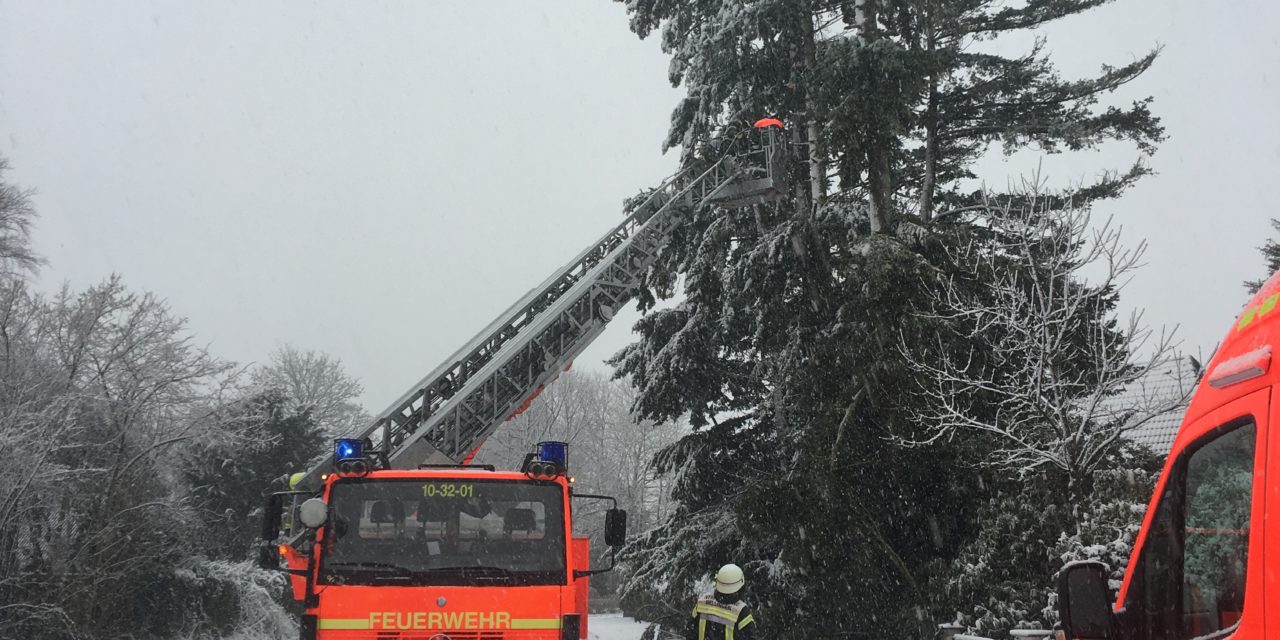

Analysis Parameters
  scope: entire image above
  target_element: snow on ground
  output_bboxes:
[589,612,649,640]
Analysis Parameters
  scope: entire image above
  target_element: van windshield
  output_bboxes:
[319,478,566,586]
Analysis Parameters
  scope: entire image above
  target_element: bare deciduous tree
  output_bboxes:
[900,197,1190,490]
[0,157,43,278]
[476,370,684,541]
[0,276,237,638]
[250,344,369,437]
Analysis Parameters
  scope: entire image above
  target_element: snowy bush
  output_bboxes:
[937,445,1160,636]
[167,559,297,640]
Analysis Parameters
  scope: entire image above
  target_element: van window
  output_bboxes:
[1125,419,1255,640]
[1182,422,1253,636]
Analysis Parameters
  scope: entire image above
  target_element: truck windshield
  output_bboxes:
[319,478,566,586]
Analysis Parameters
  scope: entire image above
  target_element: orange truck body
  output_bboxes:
[1100,272,1280,638]
[282,468,590,640]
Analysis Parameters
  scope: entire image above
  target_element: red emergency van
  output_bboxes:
[1058,271,1280,639]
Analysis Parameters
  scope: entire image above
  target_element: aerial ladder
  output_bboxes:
[291,120,787,491]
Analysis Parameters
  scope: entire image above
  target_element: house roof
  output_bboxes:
[1110,358,1199,456]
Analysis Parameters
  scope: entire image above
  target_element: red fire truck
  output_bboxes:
[262,440,625,640]
[1058,271,1280,639]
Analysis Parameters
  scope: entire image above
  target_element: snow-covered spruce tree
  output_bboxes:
[611,1,1163,638]
[166,391,324,636]
[620,0,1163,224]
[185,390,326,560]
[1244,219,1280,293]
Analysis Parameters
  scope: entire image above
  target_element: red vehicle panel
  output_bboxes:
[1061,272,1280,639]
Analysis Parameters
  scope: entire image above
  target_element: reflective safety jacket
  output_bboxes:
[687,593,757,640]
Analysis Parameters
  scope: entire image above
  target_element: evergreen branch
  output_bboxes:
[958,0,1115,35]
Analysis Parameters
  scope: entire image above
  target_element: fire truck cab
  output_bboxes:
[261,440,626,640]
[1058,271,1280,639]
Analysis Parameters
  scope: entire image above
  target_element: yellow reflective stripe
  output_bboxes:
[317,619,370,630]
[695,604,740,621]
[1239,306,1257,330]
[1263,293,1280,315]
[511,618,562,630]
[698,617,707,640]
[1239,293,1280,331]
[737,614,754,629]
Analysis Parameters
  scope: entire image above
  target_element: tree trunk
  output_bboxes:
[919,4,938,222]
[807,118,826,209]
[857,0,893,233]
[803,10,826,211]
[791,134,813,216]
[920,123,936,222]
[855,0,873,34]
[868,143,892,233]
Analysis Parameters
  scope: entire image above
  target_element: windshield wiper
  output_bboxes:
[325,561,414,576]
[427,565,519,577]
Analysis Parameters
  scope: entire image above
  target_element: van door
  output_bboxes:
[1117,387,1268,639]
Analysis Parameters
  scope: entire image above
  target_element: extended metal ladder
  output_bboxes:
[293,125,785,489]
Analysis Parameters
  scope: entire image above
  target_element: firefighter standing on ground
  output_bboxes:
[687,564,758,640]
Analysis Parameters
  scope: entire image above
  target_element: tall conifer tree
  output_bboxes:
[612,1,1163,638]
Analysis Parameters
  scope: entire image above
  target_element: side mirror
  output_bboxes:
[261,493,284,541]
[604,508,628,547]
[299,498,329,529]
[1058,560,1116,640]
[257,543,281,570]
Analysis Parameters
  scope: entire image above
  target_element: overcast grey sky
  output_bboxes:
[1,1,1277,411]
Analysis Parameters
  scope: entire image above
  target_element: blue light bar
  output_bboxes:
[335,438,364,462]
[536,441,567,469]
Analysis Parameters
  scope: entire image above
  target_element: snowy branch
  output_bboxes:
[897,195,1188,486]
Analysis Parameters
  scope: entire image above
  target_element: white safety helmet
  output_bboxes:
[714,563,745,594]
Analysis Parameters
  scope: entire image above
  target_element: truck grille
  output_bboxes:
[320,624,559,639]
[377,634,505,640]
[371,632,504,637]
